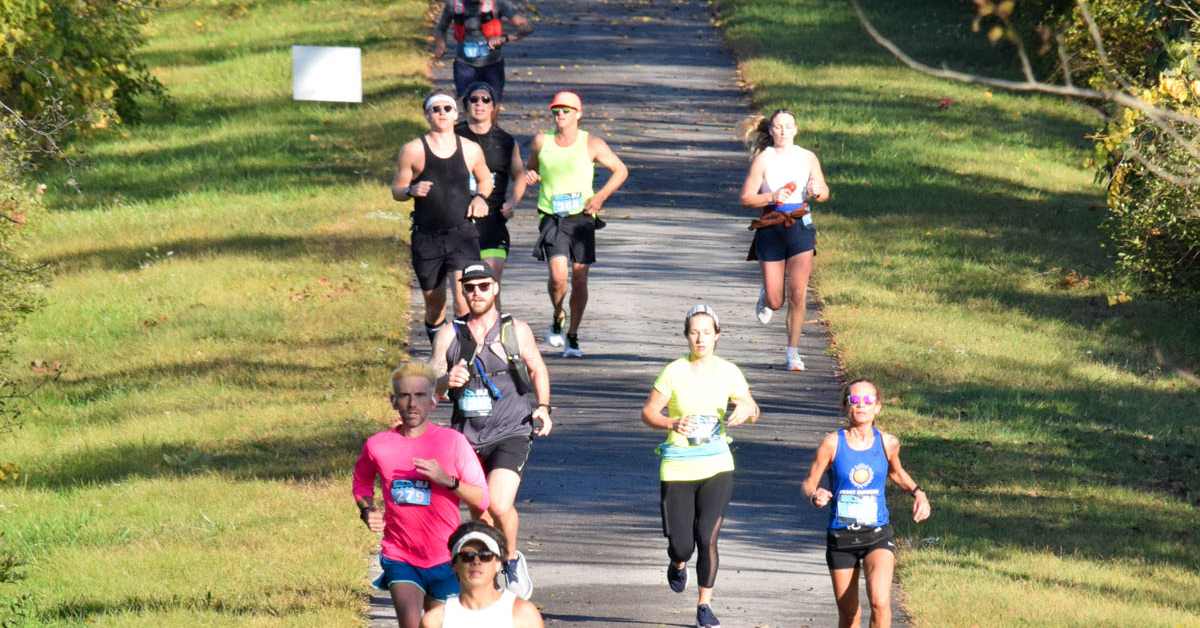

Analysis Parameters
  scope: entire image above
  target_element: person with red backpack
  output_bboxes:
[432,0,533,100]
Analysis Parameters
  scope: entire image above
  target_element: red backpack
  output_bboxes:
[452,0,503,42]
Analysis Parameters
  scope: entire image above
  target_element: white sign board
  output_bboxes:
[292,45,362,103]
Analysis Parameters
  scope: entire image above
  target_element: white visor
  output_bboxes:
[451,531,502,556]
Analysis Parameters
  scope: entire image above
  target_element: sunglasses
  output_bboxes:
[455,549,498,564]
[550,107,574,115]
[468,95,492,104]
[847,394,877,406]
[463,281,493,293]
[427,105,456,114]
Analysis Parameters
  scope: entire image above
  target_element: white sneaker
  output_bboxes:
[562,334,583,358]
[504,551,534,600]
[546,317,565,347]
[755,288,773,325]
[786,347,805,371]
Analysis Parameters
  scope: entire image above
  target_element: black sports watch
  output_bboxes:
[447,476,461,491]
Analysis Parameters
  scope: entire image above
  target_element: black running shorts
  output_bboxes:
[534,213,596,265]
[474,433,533,476]
[825,526,896,570]
[410,222,481,291]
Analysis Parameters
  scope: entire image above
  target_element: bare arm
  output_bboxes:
[432,2,450,57]
[807,151,830,202]
[724,387,759,427]
[884,432,931,522]
[420,604,445,628]
[463,140,494,219]
[513,598,545,628]
[802,433,838,508]
[585,135,627,214]
[515,321,552,436]
[739,152,781,209]
[502,143,527,217]
[505,14,534,40]
[524,133,543,185]
[391,140,428,201]
[430,325,468,396]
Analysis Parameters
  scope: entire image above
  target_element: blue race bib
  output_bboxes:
[391,479,432,506]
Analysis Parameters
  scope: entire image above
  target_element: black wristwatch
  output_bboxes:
[537,403,552,415]
[472,192,487,201]
[447,476,460,491]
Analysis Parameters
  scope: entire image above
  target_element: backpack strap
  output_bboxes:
[499,314,533,396]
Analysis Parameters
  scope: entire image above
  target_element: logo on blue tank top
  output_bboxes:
[849,463,874,488]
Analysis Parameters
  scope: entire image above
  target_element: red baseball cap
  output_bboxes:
[549,91,582,111]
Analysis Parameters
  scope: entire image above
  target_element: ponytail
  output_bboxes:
[741,109,795,157]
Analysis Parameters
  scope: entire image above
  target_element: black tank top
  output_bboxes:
[413,135,471,232]
[455,121,513,214]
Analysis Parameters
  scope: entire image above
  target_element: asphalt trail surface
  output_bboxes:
[367,0,908,626]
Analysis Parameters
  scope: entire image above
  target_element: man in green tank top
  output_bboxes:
[524,91,628,358]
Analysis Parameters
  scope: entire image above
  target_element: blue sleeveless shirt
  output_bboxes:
[827,428,890,530]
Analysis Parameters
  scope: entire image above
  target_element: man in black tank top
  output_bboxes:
[392,91,495,345]
[454,82,528,283]
[429,263,553,601]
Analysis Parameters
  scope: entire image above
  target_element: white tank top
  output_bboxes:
[758,145,812,198]
[443,590,517,628]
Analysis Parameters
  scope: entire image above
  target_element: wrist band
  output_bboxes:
[910,485,922,496]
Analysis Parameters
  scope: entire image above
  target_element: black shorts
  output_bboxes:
[475,216,510,259]
[411,222,481,291]
[825,526,896,570]
[534,213,596,264]
[474,433,532,476]
[749,220,816,262]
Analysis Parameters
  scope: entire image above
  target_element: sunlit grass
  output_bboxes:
[721,0,1200,625]
[0,0,428,624]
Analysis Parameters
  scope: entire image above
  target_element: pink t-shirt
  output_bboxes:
[352,423,489,567]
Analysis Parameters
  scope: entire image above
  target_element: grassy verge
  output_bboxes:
[0,0,429,624]
[718,0,1200,625]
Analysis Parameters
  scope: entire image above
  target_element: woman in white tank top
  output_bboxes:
[421,522,544,628]
[739,109,830,372]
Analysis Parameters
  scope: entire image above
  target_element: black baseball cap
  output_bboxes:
[459,263,496,283]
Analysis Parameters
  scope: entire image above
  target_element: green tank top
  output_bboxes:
[536,130,595,216]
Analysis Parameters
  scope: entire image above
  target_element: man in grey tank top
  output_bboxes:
[430,263,552,600]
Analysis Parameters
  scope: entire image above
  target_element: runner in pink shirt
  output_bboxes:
[354,362,490,628]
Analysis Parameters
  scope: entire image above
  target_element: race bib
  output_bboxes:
[390,478,431,506]
[551,192,583,216]
[837,492,878,526]
[462,39,489,59]
[458,386,493,418]
[802,212,813,227]
[686,414,721,446]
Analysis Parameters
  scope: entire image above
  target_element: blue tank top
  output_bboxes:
[827,428,890,530]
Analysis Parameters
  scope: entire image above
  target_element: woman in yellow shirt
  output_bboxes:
[640,305,759,628]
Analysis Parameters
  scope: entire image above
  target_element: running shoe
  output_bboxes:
[755,287,773,325]
[562,334,583,358]
[696,604,721,628]
[546,316,565,348]
[667,562,687,593]
[503,551,534,600]
[786,346,806,372]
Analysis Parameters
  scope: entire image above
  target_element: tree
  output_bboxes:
[849,0,1200,295]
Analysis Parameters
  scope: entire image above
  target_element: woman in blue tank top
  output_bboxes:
[802,379,931,628]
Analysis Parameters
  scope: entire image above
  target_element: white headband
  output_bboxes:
[452,531,501,556]
[424,93,457,112]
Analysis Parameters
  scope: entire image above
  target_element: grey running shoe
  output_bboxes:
[755,287,773,324]
[547,316,565,348]
[667,562,687,593]
[696,603,721,628]
[503,551,534,600]
[562,333,583,358]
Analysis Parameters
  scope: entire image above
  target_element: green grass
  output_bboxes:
[718,0,1200,625]
[0,0,429,624]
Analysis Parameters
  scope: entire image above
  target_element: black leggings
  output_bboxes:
[660,471,734,589]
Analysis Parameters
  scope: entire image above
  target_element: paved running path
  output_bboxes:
[368,0,909,626]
